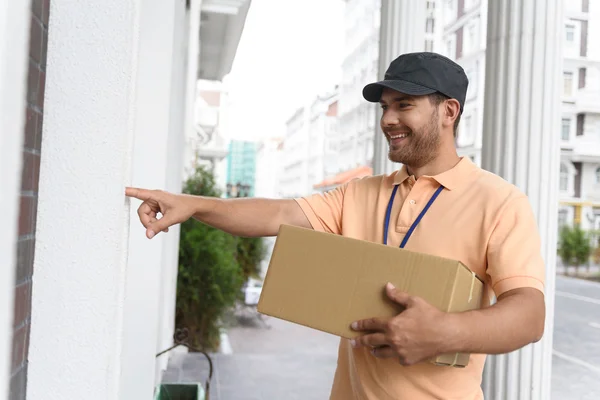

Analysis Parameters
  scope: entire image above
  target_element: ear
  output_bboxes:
[442,98,461,130]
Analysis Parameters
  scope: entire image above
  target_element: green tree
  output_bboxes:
[176,165,244,351]
[558,225,592,276]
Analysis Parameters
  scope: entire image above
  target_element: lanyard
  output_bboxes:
[383,185,444,248]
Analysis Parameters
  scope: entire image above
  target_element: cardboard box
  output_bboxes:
[257,225,484,367]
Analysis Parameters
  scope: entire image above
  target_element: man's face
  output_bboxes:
[379,87,441,168]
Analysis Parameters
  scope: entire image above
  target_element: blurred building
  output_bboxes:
[440,0,600,230]
[225,140,257,197]
[186,79,231,190]
[254,137,284,277]
[279,88,339,197]
[338,0,381,171]
[255,137,284,199]
[0,0,251,399]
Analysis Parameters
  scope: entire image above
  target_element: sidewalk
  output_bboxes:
[161,313,340,400]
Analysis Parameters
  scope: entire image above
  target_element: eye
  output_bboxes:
[398,103,410,108]
[380,105,388,111]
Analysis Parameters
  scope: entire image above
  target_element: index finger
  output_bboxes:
[351,317,387,332]
[125,187,152,201]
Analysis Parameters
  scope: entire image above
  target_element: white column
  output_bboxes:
[121,0,178,398]
[154,0,196,385]
[480,0,563,399]
[372,0,426,175]
[0,1,30,397]
[27,1,141,399]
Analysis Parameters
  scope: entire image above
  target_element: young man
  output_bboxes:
[126,52,546,399]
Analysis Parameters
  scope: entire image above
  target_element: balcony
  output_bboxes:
[575,90,600,115]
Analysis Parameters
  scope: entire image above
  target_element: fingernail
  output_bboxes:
[148,230,155,239]
[387,282,396,289]
[351,322,358,330]
[350,339,357,348]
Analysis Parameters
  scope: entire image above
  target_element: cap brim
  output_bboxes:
[362,80,437,102]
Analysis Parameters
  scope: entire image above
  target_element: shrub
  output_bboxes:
[175,165,243,350]
[558,225,592,276]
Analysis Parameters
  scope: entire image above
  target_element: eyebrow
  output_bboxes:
[379,96,415,105]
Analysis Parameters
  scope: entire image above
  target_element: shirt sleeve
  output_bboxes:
[294,183,348,235]
[486,195,546,297]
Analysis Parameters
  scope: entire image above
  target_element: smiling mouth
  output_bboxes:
[387,132,410,146]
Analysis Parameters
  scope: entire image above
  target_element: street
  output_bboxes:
[163,275,600,399]
[551,275,600,399]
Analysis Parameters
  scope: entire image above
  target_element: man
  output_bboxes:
[126,52,546,399]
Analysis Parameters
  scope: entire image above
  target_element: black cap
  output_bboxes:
[362,52,469,114]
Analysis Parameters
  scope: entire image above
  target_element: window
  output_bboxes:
[468,23,477,52]
[577,113,585,136]
[596,167,600,184]
[565,24,575,42]
[561,118,571,141]
[579,67,586,88]
[560,163,569,191]
[563,72,574,96]
[446,40,453,58]
[426,17,435,33]
[558,209,568,227]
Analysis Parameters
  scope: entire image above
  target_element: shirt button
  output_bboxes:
[409,200,416,205]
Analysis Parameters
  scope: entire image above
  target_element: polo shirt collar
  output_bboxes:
[392,156,477,190]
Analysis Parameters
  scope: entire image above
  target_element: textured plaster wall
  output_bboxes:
[120,0,177,397]
[27,1,140,399]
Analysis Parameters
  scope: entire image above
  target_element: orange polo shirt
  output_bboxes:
[294,156,545,400]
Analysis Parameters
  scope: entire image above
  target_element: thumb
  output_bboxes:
[385,282,412,307]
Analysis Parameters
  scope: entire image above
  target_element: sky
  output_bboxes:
[223,0,346,142]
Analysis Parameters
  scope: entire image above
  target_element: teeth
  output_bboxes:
[390,133,408,139]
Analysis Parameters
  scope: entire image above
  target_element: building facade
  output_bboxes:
[225,140,257,197]
[279,89,339,198]
[254,137,284,277]
[0,0,251,399]
[338,0,381,172]
[440,0,600,230]
[186,79,231,191]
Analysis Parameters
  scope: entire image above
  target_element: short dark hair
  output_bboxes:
[428,93,461,138]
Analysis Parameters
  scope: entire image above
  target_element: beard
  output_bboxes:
[386,109,441,168]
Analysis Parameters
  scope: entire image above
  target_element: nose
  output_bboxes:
[381,109,399,130]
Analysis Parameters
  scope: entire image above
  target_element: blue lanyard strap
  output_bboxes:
[383,185,444,248]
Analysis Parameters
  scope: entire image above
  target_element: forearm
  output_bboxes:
[188,195,311,237]
[441,288,546,355]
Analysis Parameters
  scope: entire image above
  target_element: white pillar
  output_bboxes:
[0,1,30,397]
[480,0,563,399]
[372,0,426,175]
[154,0,196,385]
[121,0,178,398]
[27,1,141,399]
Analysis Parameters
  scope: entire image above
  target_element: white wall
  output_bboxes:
[27,1,141,399]
[0,0,30,397]
[27,0,192,398]
[155,0,194,384]
[580,162,600,200]
[339,0,380,172]
[588,0,600,60]
[120,0,182,398]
